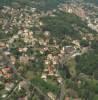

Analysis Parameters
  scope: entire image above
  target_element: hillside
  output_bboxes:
[41,11,96,39]
[83,0,98,5]
[0,0,98,100]
[0,0,66,11]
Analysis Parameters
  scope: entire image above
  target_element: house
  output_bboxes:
[47,54,53,60]
[13,35,19,39]
[18,48,28,52]
[41,73,47,81]
[48,71,54,76]
[43,47,49,51]
[81,47,89,54]
[54,73,59,78]
[53,60,57,65]
[18,96,28,100]
[18,30,23,35]
[29,56,35,61]
[51,56,58,65]
[18,48,23,52]
[45,60,49,65]
[19,55,29,64]
[4,73,12,79]
[65,96,70,100]
[86,34,94,40]
[71,53,81,58]
[2,67,11,75]
[0,71,3,77]
[47,92,56,100]
[72,40,80,48]
[62,46,76,54]
[57,77,62,84]
[2,94,7,98]
[44,31,50,37]
[43,68,48,73]
[0,66,12,79]
[0,42,6,48]
[39,21,43,26]
[10,56,16,65]
[18,81,27,91]
[5,82,14,91]
[40,50,44,55]
[4,51,11,55]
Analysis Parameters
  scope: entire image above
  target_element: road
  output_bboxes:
[0,46,69,100]
[0,50,51,100]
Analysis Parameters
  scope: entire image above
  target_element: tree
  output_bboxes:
[80,39,89,47]
[93,95,98,100]
[41,11,89,39]
[0,83,4,90]
[91,40,98,51]
[75,52,98,76]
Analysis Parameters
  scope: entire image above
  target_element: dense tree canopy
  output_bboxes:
[41,12,94,39]
[32,77,60,95]
[75,51,98,77]
[80,39,89,47]
[0,0,66,10]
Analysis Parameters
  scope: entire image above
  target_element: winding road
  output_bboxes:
[0,50,51,100]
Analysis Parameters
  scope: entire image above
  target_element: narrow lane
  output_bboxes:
[0,50,51,100]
